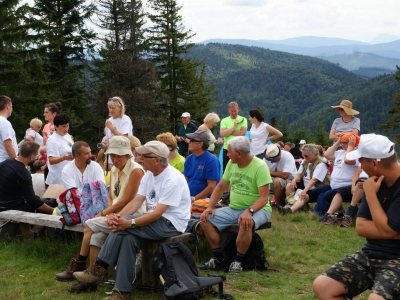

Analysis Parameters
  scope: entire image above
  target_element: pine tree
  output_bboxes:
[89,0,167,142]
[147,0,216,132]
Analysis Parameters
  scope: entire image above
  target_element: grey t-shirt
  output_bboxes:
[331,117,360,133]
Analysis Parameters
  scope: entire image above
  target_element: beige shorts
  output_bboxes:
[270,177,292,193]
[85,217,112,248]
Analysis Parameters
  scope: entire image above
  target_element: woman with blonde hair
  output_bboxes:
[104,96,132,139]
[198,112,221,154]
[24,118,44,146]
[157,132,185,172]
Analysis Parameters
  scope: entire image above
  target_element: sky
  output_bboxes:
[177,0,400,43]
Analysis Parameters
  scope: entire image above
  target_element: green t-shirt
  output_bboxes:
[220,115,248,149]
[170,153,185,173]
[223,157,272,212]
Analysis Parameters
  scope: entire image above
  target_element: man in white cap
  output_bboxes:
[299,139,306,150]
[73,141,191,300]
[175,112,197,157]
[264,144,297,206]
[313,134,400,300]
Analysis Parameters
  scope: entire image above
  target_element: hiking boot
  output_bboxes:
[316,213,328,222]
[340,215,352,228]
[228,261,243,274]
[68,281,97,293]
[103,288,132,300]
[198,258,224,270]
[301,203,311,212]
[73,265,108,284]
[277,205,292,215]
[324,214,337,226]
[55,258,86,282]
[336,211,345,223]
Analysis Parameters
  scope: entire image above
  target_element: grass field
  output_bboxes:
[0,210,370,300]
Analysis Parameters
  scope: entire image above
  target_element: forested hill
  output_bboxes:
[188,43,400,139]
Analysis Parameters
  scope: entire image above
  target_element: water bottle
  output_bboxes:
[58,203,74,225]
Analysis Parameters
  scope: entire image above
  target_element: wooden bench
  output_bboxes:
[0,210,83,241]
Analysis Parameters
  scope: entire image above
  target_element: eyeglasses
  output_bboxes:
[114,180,120,197]
[189,138,201,143]
[142,155,159,159]
[340,141,349,145]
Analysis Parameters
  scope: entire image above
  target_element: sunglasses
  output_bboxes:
[189,138,201,143]
[142,155,158,159]
[114,180,120,197]
[338,108,344,112]
[340,141,349,145]
[108,97,121,104]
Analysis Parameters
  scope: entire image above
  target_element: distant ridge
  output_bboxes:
[257,36,369,47]
[198,38,400,60]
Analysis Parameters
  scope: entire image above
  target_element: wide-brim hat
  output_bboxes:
[331,100,359,115]
[105,136,133,156]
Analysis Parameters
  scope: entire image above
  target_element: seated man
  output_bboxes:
[199,136,272,274]
[264,144,297,206]
[313,134,400,300]
[62,141,105,195]
[72,141,191,299]
[0,141,55,213]
[184,130,220,201]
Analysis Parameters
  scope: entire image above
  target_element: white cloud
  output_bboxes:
[179,0,400,43]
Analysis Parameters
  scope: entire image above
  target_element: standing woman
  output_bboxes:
[198,112,221,154]
[248,109,283,159]
[42,102,62,146]
[104,96,132,140]
[45,114,74,186]
[329,100,360,141]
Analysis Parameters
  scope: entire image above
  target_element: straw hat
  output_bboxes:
[331,100,359,115]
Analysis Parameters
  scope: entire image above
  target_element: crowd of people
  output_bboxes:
[0,94,398,300]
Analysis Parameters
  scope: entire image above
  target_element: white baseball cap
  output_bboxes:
[181,112,190,118]
[346,134,395,161]
[299,139,306,144]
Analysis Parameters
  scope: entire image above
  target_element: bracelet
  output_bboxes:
[100,210,104,216]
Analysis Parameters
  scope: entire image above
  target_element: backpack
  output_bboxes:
[79,180,108,225]
[191,199,222,214]
[154,242,228,300]
[223,232,269,272]
[57,188,81,226]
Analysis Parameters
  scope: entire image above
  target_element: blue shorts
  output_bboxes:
[207,206,271,232]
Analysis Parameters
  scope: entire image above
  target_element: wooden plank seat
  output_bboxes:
[0,210,83,242]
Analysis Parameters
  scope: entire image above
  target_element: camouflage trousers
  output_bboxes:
[323,251,400,299]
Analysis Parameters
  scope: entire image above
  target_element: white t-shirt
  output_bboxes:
[330,150,360,189]
[264,150,297,181]
[104,115,133,139]
[137,165,191,233]
[45,133,73,185]
[62,160,106,194]
[31,173,46,198]
[25,129,44,146]
[207,129,216,152]
[0,116,18,162]
[298,162,328,189]
[250,122,269,155]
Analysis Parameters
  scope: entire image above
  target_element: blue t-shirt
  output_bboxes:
[184,151,221,197]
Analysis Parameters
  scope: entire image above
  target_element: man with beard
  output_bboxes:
[62,141,105,195]
[0,141,55,213]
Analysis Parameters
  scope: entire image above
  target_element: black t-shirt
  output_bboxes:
[0,158,44,210]
[357,176,400,259]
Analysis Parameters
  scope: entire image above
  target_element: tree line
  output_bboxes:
[0,0,216,145]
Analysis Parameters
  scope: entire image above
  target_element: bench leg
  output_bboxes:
[141,240,157,286]
[0,221,33,242]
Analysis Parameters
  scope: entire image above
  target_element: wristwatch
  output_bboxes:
[131,219,136,228]
[248,208,254,215]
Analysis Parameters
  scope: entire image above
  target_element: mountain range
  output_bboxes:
[187,43,400,142]
[198,36,400,76]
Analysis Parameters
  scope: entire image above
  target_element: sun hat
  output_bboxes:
[341,133,360,147]
[264,144,281,161]
[299,139,306,144]
[186,130,210,143]
[105,136,133,156]
[346,134,394,161]
[181,112,190,118]
[135,141,169,159]
[331,100,360,115]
